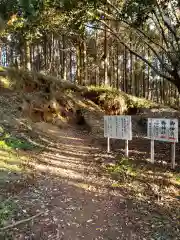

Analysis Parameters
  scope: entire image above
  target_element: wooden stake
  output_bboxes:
[171,142,176,169]
[151,139,155,163]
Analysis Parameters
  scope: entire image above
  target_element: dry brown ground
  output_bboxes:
[2,123,177,240]
[0,92,179,240]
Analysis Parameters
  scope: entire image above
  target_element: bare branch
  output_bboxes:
[170,2,180,25]
[0,212,44,231]
[154,1,178,53]
[96,8,115,20]
[105,0,180,66]
[87,22,174,83]
[152,11,170,51]
[103,0,172,61]
[155,0,180,50]
[163,18,180,52]
[106,17,173,67]
[101,19,174,76]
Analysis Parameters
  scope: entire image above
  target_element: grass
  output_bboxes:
[0,198,17,239]
[0,138,23,172]
[0,66,5,71]
[106,157,138,181]
[0,131,36,171]
[0,126,39,151]
[0,128,37,236]
[3,136,37,151]
[0,66,11,89]
[0,132,37,174]
[0,199,17,228]
[0,76,11,89]
[175,174,180,183]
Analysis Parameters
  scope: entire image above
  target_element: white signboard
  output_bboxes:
[147,118,178,169]
[104,116,132,140]
[147,118,178,143]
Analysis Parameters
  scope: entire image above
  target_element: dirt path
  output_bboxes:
[3,123,179,240]
[8,125,134,239]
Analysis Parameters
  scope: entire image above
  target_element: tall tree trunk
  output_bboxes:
[62,35,67,80]
[43,35,47,70]
[104,24,109,85]
[116,43,119,89]
[83,39,88,84]
[142,65,146,98]
[123,47,128,92]
[147,48,151,99]
[112,53,115,87]
[76,42,81,84]
[25,40,31,70]
[95,31,99,85]
[49,34,55,73]
[134,56,140,96]
[131,54,136,96]
[70,50,73,82]
[79,41,83,85]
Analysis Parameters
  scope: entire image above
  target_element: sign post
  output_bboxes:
[147,118,178,168]
[125,140,129,157]
[107,137,110,153]
[150,139,155,163]
[171,142,176,169]
[104,116,132,156]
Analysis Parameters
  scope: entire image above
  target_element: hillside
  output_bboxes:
[0,67,179,239]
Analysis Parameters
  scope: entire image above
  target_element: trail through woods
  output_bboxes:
[3,123,178,240]
[0,92,179,240]
[13,125,134,240]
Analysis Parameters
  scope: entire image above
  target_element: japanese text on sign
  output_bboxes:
[104,116,132,140]
[147,118,178,142]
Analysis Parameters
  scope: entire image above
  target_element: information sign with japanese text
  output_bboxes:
[147,118,178,142]
[104,116,132,140]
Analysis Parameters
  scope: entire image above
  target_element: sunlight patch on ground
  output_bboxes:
[0,136,34,184]
[33,163,84,180]
[0,143,21,172]
[37,153,86,171]
[58,143,99,150]
[0,149,27,172]
[42,153,84,162]
[105,157,180,206]
[49,133,83,141]
[0,76,11,88]
[47,147,91,157]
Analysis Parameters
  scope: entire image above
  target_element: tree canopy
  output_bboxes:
[51,0,180,91]
[0,0,180,96]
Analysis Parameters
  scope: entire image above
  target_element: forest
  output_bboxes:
[0,0,180,107]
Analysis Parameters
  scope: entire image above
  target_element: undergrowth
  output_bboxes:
[0,126,39,151]
[0,127,37,238]
[105,156,180,239]
[0,66,179,111]
[0,76,11,89]
[106,157,138,181]
[0,199,16,228]
[0,199,17,239]
[87,85,158,110]
[0,128,36,174]
[105,156,180,196]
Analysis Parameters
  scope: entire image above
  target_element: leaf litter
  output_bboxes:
[0,92,179,239]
